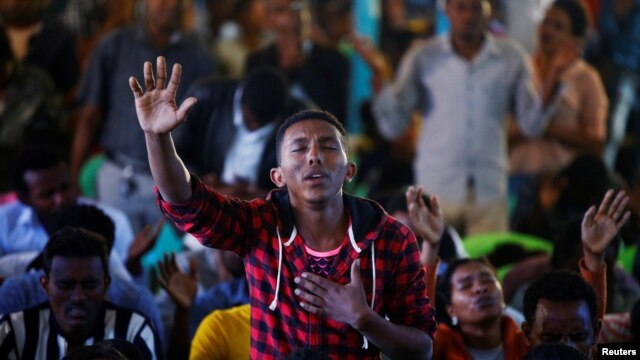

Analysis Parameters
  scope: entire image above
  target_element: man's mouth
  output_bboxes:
[67,305,89,318]
[303,170,329,182]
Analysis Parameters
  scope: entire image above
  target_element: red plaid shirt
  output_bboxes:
[157,178,436,359]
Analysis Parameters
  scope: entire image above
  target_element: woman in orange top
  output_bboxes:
[406,186,628,359]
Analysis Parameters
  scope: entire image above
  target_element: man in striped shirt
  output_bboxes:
[0,227,161,359]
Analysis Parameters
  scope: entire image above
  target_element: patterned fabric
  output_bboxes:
[0,301,161,359]
[599,313,633,344]
[307,253,338,278]
[0,271,164,345]
[305,232,345,277]
[157,177,436,359]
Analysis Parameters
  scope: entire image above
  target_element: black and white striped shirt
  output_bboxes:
[0,301,161,359]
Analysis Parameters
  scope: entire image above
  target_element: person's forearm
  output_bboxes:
[579,256,606,319]
[354,309,432,359]
[145,132,192,203]
[582,248,605,273]
[168,306,190,360]
[422,259,439,305]
[545,124,605,154]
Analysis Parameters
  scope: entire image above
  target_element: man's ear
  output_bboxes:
[270,168,286,188]
[40,274,49,295]
[344,161,357,183]
[103,275,111,293]
[521,321,533,346]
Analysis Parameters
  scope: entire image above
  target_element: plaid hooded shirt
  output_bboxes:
[157,177,436,359]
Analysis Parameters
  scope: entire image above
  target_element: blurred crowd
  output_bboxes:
[0,0,639,359]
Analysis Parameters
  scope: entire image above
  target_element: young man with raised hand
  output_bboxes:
[129,56,435,359]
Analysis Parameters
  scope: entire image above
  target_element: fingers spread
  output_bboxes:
[582,205,596,228]
[156,56,167,89]
[176,97,198,122]
[609,191,628,218]
[166,63,182,95]
[144,61,155,92]
[430,195,441,216]
[129,77,144,98]
[405,185,416,205]
[617,211,631,230]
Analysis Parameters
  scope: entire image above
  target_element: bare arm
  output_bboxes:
[406,186,444,304]
[580,189,630,318]
[157,253,198,360]
[581,189,630,272]
[544,67,608,155]
[406,186,444,266]
[129,56,195,203]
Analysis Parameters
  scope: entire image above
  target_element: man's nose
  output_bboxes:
[70,285,87,300]
[53,190,72,208]
[307,143,323,165]
[473,281,488,294]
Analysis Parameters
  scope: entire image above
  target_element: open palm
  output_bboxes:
[157,253,198,310]
[581,190,630,256]
[406,186,444,248]
[129,56,197,135]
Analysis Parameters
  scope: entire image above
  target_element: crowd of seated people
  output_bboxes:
[1,0,640,358]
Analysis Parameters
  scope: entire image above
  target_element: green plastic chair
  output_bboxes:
[617,244,637,275]
[78,153,106,199]
[462,232,553,280]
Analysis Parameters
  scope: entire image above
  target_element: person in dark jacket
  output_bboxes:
[173,66,306,199]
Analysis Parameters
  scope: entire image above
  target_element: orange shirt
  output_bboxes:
[424,257,606,359]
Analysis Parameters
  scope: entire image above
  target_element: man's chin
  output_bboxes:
[60,318,92,335]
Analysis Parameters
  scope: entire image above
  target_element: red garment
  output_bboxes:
[157,177,436,359]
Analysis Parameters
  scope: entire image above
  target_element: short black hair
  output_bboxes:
[43,227,110,277]
[275,110,347,164]
[551,0,589,38]
[62,339,144,360]
[523,270,598,325]
[241,66,288,126]
[523,342,588,360]
[62,346,127,360]
[11,142,65,196]
[436,258,495,325]
[45,204,116,252]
